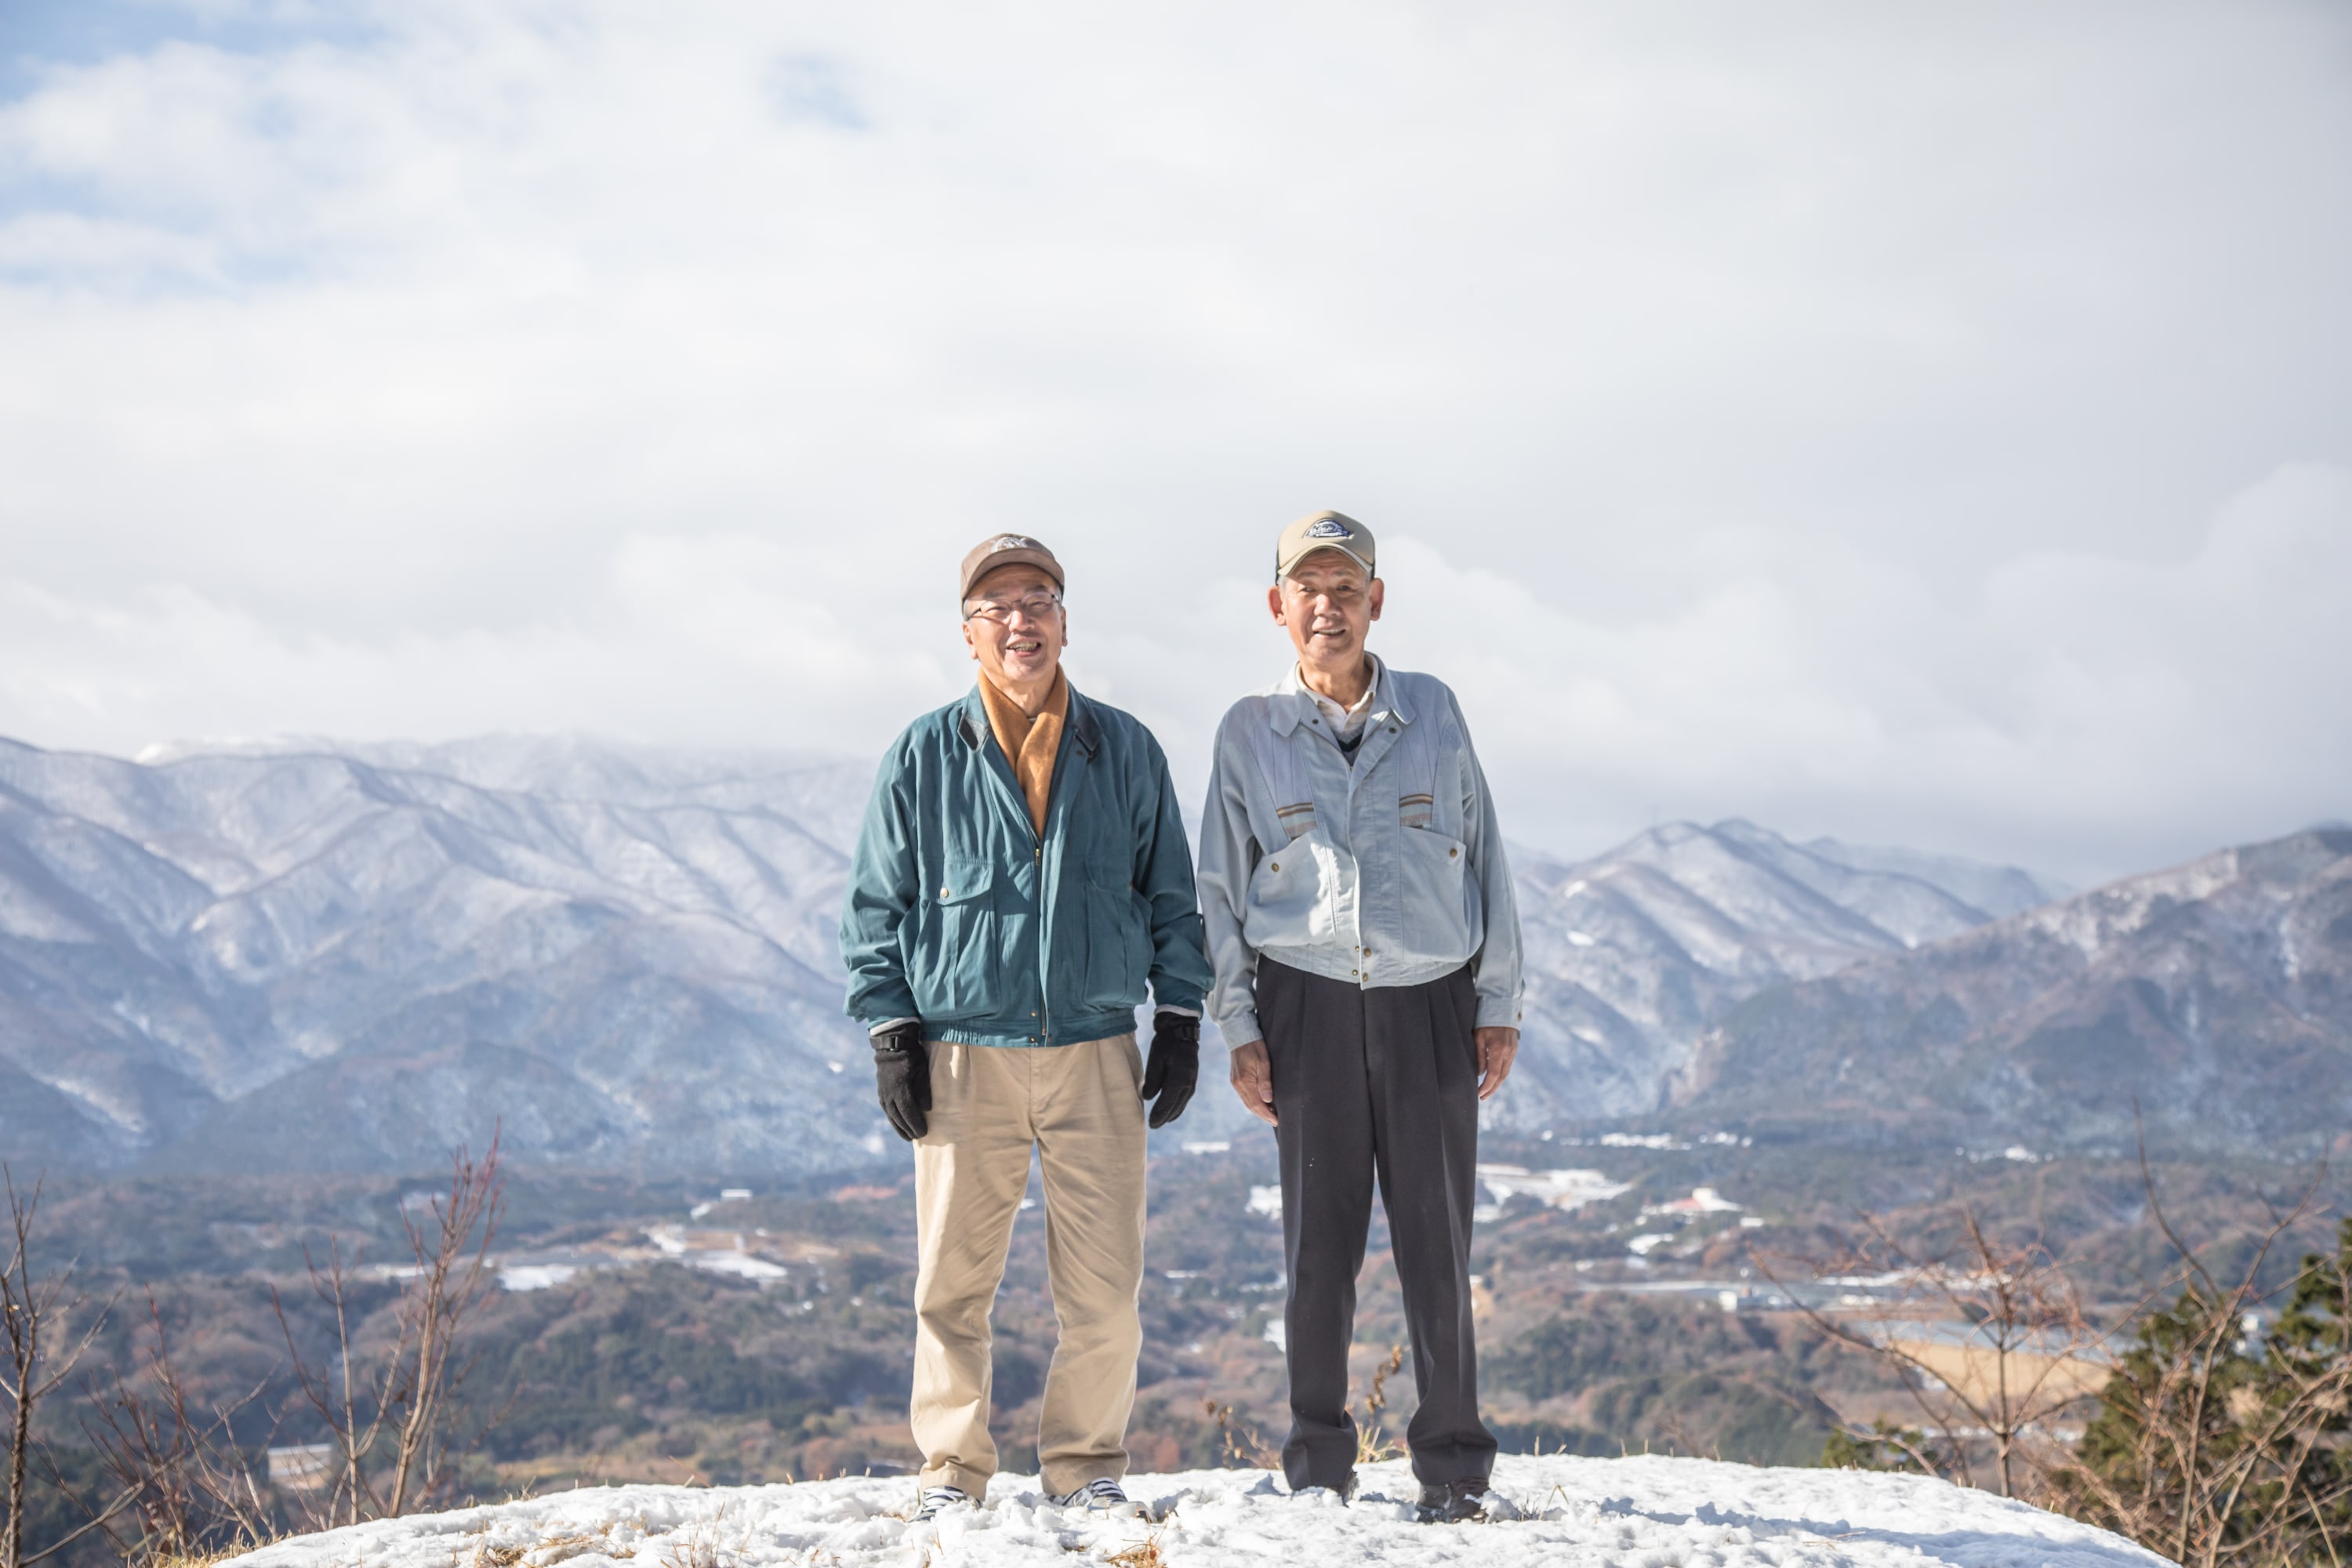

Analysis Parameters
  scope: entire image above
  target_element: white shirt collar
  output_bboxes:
[1279,655,1383,740]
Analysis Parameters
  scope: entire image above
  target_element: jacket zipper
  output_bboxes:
[1036,840,1047,1044]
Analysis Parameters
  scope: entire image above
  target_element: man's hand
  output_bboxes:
[1229,1038,1278,1127]
[872,1021,931,1141]
[1475,1026,1519,1101]
[1141,1011,1200,1128]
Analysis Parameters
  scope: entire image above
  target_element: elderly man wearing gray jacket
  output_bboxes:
[1197,510,1524,1525]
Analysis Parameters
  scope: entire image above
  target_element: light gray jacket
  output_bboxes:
[1196,659,1525,1047]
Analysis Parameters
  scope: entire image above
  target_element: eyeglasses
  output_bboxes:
[964,589,1063,624]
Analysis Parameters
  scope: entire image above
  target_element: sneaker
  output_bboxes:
[1414,1478,1490,1524]
[912,1486,973,1523]
[1055,1477,1144,1517]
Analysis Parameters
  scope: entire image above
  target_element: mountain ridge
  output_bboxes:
[1666,827,2352,1154]
[1503,815,2063,1121]
[0,735,874,1174]
[10,730,2297,1176]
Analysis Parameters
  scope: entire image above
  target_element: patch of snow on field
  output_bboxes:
[221,1454,2163,1567]
[637,1226,789,1284]
[1598,1131,1690,1150]
[495,1264,579,1292]
[693,1253,789,1282]
[1474,1164,1630,1212]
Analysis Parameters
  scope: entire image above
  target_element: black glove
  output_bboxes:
[1142,1011,1200,1129]
[873,1022,931,1142]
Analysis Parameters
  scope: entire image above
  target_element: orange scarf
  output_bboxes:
[976,669,1069,837]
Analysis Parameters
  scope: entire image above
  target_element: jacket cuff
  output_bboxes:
[1149,979,1208,1014]
[1152,1004,1201,1018]
[1218,1011,1265,1048]
[1474,996,1523,1030]
[867,1017,920,1036]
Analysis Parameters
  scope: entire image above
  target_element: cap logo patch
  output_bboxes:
[1304,519,1352,540]
[989,534,1040,553]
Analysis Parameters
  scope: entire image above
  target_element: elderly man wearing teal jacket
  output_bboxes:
[840,534,1213,1529]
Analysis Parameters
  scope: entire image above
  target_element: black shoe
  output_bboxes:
[1290,1473,1356,1503]
[1414,1478,1489,1524]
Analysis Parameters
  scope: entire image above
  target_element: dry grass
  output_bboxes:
[149,1549,271,1568]
[659,1516,750,1568]
[1104,1535,1167,1568]
[464,1524,638,1567]
[1354,1345,1407,1465]
[1202,1399,1276,1468]
[1891,1338,2113,1407]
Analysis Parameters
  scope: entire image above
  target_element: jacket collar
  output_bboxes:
[958,678,1101,757]
[1265,654,1407,737]
[1068,688,1102,757]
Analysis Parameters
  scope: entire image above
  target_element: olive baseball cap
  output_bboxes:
[1275,510,1376,580]
[959,532,1065,604]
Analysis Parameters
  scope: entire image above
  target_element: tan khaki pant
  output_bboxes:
[911,1034,1146,1499]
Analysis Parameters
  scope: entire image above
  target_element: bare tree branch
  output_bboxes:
[2039,1147,2347,1568]
[267,1130,505,1527]
[82,1294,280,1563]
[2,1165,114,1568]
[1753,1203,2113,1497]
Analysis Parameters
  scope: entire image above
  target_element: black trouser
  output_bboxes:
[1258,956,1497,1491]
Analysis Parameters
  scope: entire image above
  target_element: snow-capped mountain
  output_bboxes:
[1671,826,2352,1155]
[0,734,2062,1174]
[1501,819,2065,1124]
[0,735,879,1175]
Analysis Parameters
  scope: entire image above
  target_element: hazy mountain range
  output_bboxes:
[1673,826,2352,1156]
[0,735,878,1175]
[0,732,2338,1176]
[1506,818,2063,1123]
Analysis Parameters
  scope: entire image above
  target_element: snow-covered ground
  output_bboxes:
[224,1455,2164,1567]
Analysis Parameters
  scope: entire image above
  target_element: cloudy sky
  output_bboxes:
[2,1,2347,884]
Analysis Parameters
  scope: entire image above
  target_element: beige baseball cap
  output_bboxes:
[1275,510,1376,581]
[959,532,1065,604]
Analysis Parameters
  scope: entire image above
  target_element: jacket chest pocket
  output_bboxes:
[916,857,1001,1016]
[1243,720,1321,844]
[1386,716,1454,835]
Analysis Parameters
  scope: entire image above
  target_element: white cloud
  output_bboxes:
[5,466,2342,886]
[1,1,2347,881]
[0,533,963,750]
[1370,464,2352,883]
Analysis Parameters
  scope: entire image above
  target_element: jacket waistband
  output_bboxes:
[1251,944,1468,993]
[931,1011,1140,1050]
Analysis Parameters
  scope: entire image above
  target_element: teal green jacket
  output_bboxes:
[839,684,1212,1047]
